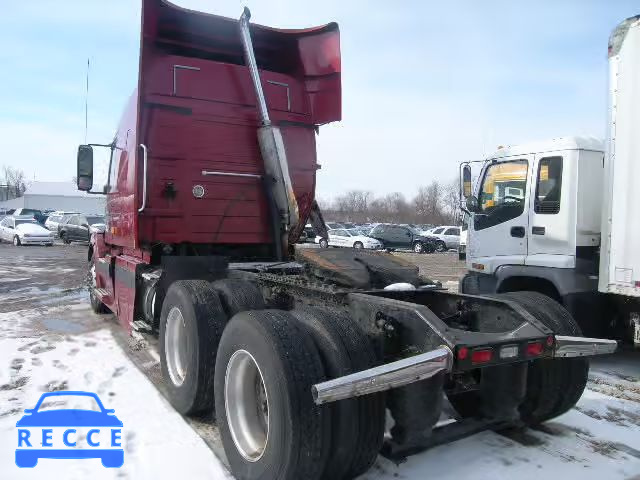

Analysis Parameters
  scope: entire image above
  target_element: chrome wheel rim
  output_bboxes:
[165,306,189,387]
[414,243,423,253]
[225,349,269,462]
[13,237,18,246]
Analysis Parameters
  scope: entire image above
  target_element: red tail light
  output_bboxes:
[457,346,469,361]
[471,349,493,364]
[527,342,544,356]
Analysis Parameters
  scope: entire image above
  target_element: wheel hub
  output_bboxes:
[225,349,269,462]
[165,306,189,387]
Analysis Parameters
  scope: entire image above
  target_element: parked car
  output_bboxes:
[325,222,345,230]
[458,224,467,260]
[428,225,461,252]
[368,224,436,253]
[0,216,54,246]
[316,228,382,250]
[59,214,104,244]
[12,208,47,224]
[44,211,79,233]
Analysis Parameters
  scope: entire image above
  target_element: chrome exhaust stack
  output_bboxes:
[312,346,453,405]
[238,8,299,259]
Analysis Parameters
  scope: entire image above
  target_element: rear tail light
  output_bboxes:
[526,342,544,357]
[471,349,493,364]
[457,346,469,361]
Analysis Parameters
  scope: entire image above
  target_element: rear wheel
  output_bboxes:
[60,232,71,244]
[160,280,228,416]
[291,307,385,479]
[210,279,265,317]
[413,241,424,253]
[504,292,588,424]
[435,240,446,252]
[447,291,589,425]
[215,310,330,480]
[353,241,364,249]
[319,238,328,249]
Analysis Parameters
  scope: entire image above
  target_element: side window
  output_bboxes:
[475,160,528,231]
[78,216,88,226]
[535,156,562,214]
[433,228,444,235]
[0,218,9,227]
[445,228,459,236]
[333,229,347,236]
[108,145,121,193]
[69,216,79,226]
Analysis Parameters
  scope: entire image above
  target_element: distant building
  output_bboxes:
[0,181,105,215]
[0,184,21,202]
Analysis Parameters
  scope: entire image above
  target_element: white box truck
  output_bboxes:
[460,15,640,345]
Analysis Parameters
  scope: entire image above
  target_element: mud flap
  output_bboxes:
[384,372,445,456]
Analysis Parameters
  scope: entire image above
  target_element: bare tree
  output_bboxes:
[441,178,461,224]
[319,177,462,226]
[1,166,27,197]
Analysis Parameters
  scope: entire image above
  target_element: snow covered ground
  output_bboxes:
[1,245,639,479]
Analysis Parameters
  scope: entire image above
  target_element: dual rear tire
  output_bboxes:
[446,291,589,425]
[159,280,385,480]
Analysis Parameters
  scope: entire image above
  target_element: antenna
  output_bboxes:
[85,58,90,143]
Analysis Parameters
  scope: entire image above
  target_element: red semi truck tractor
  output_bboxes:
[77,1,617,479]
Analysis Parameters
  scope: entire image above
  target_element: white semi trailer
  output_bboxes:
[460,14,640,344]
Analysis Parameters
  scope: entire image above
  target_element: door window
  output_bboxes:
[432,228,445,235]
[534,156,562,214]
[68,216,80,226]
[475,160,528,230]
[444,228,460,236]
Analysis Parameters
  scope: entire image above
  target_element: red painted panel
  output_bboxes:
[103,1,341,251]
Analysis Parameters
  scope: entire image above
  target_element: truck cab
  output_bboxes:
[460,137,606,336]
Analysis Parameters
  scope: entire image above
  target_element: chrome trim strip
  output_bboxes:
[267,80,291,111]
[554,335,618,358]
[138,144,148,213]
[201,170,262,179]
[312,346,453,405]
[172,65,201,96]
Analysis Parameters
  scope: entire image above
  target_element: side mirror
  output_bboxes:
[77,145,94,192]
[466,195,480,213]
[82,223,89,229]
[462,164,472,198]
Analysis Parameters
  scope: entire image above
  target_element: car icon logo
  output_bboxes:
[15,390,124,468]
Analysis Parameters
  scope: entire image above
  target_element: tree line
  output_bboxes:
[320,179,460,226]
[0,166,26,201]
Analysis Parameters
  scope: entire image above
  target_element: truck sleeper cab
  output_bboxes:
[77,3,616,480]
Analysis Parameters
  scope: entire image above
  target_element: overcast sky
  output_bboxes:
[0,1,637,199]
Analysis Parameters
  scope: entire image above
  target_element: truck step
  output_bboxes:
[132,320,153,334]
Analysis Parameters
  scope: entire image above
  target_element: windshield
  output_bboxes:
[37,394,102,412]
[15,219,37,226]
